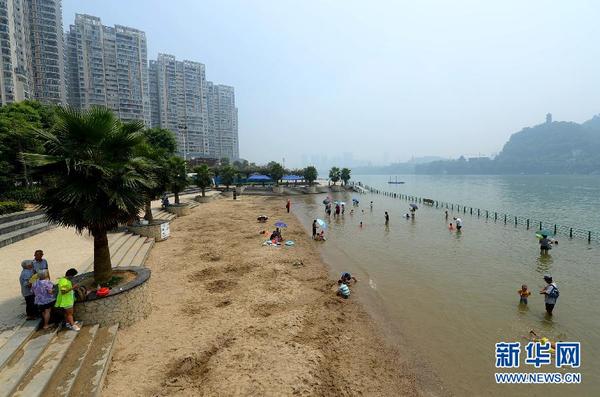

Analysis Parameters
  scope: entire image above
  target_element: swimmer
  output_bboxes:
[448,223,453,230]
[359,221,363,228]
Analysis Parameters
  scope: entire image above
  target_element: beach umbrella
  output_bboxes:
[316,218,328,229]
[275,221,288,228]
[409,203,419,210]
[339,202,346,206]
[535,229,553,238]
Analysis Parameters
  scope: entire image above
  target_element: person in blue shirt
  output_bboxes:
[19,260,37,319]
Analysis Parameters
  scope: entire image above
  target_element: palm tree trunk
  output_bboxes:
[201,187,206,197]
[92,229,112,283]
[144,200,153,222]
[174,192,180,204]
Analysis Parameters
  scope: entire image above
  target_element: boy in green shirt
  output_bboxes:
[55,268,80,331]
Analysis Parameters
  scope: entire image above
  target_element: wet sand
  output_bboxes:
[102,195,420,396]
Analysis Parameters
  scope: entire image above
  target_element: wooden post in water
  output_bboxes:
[539,221,542,230]
[526,219,529,229]
[570,228,573,238]
[494,212,497,221]
[588,231,591,243]
[486,210,488,219]
[515,216,517,226]
[470,207,472,215]
[478,209,480,217]
[504,214,506,224]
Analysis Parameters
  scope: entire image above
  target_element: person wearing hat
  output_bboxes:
[540,275,559,315]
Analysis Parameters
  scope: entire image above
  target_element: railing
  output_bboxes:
[353,182,598,243]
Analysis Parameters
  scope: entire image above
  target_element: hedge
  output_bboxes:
[0,201,25,215]
[0,186,42,204]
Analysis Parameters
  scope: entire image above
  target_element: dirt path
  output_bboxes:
[102,195,419,396]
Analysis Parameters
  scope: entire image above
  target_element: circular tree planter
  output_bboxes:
[194,195,212,203]
[306,186,317,194]
[128,219,170,241]
[166,203,190,217]
[272,186,284,194]
[72,266,151,327]
[330,185,342,192]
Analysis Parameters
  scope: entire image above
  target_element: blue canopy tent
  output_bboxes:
[247,174,273,184]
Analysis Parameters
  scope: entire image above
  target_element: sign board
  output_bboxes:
[160,222,170,240]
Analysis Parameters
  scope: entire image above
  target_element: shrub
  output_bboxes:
[0,186,42,204]
[0,201,25,215]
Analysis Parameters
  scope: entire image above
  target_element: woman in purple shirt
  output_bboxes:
[31,270,55,329]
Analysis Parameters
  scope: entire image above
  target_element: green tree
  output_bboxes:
[220,164,236,190]
[193,164,213,197]
[303,166,318,185]
[340,168,351,186]
[168,156,189,204]
[268,162,285,185]
[137,128,177,220]
[24,107,151,283]
[329,166,341,185]
[0,101,46,188]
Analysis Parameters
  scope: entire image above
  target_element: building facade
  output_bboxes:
[149,53,210,159]
[65,14,150,125]
[28,0,65,104]
[0,0,65,105]
[207,82,239,161]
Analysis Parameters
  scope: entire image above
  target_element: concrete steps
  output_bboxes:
[0,320,40,370]
[0,222,55,248]
[79,231,149,273]
[67,324,118,397]
[40,325,98,397]
[0,211,55,248]
[151,208,176,221]
[0,326,58,397]
[0,322,119,397]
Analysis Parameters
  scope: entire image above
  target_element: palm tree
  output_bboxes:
[220,164,236,191]
[329,166,341,185]
[168,156,189,204]
[193,164,213,196]
[24,107,151,283]
[340,168,351,186]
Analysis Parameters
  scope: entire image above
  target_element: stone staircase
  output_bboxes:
[0,230,154,397]
[152,199,199,221]
[0,211,55,248]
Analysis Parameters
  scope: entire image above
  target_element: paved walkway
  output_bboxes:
[0,227,93,331]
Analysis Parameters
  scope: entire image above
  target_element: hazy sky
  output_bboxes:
[63,0,600,167]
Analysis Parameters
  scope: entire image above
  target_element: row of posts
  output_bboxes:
[360,184,593,243]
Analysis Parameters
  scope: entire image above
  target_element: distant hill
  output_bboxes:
[416,115,600,175]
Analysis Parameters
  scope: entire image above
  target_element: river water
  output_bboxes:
[291,175,599,396]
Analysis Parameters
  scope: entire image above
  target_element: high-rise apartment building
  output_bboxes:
[0,0,65,105]
[28,0,65,104]
[207,82,239,161]
[149,53,210,159]
[65,14,150,125]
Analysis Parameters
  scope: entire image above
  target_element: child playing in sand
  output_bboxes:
[518,284,531,305]
[337,280,350,299]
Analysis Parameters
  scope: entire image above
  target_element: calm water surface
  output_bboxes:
[291,175,599,396]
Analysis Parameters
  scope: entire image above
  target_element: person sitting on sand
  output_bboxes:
[269,227,283,243]
[518,284,531,305]
[337,280,350,299]
[340,272,357,284]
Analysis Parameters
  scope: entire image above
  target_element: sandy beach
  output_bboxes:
[102,195,420,396]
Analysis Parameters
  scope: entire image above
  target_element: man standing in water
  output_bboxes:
[455,217,463,231]
[385,211,389,225]
[312,220,318,239]
[540,275,559,315]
